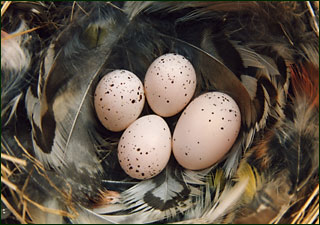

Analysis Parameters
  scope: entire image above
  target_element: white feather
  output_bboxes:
[1,22,31,74]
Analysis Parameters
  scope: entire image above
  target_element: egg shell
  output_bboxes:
[172,92,241,170]
[118,115,172,180]
[144,53,197,117]
[94,70,145,132]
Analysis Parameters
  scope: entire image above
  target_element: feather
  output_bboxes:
[1,93,23,127]
[1,23,32,127]
[1,24,31,74]
[26,3,128,175]
[93,159,207,223]
[233,43,290,131]
[173,178,249,224]
[235,61,319,223]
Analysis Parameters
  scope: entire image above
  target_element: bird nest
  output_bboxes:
[1,1,319,224]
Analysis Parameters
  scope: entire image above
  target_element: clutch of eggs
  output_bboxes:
[94,54,241,180]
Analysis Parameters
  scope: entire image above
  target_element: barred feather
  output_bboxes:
[235,61,319,223]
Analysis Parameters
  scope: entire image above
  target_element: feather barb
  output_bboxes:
[290,62,319,109]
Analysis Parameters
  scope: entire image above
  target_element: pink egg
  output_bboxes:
[173,92,241,170]
[144,53,197,117]
[94,70,145,132]
[118,115,171,180]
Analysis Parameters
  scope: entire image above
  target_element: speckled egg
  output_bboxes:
[118,115,172,179]
[144,53,197,117]
[94,70,145,132]
[172,92,241,170]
